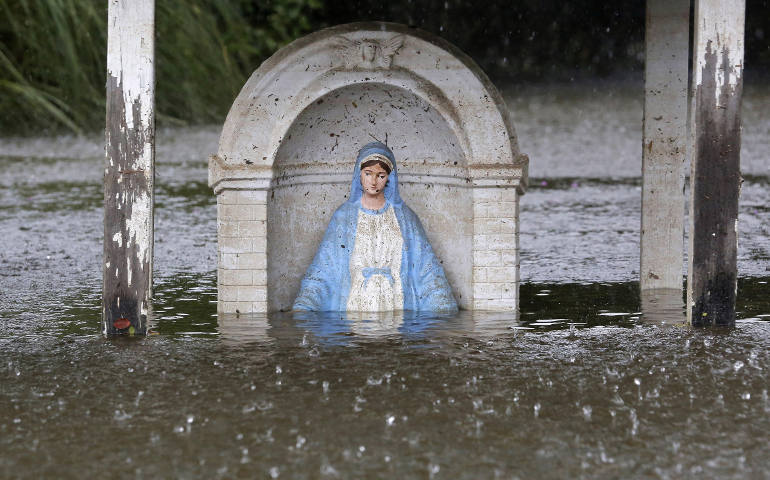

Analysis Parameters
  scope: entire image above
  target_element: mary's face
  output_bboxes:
[360,163,389,197]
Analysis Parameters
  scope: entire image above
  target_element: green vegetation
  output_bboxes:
[1,0,767,135]
[0,0,106,134]
[0,0,321,134]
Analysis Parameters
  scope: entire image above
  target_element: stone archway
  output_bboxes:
[209,22,528,313]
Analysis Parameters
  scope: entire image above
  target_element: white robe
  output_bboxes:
[346,205,405,312]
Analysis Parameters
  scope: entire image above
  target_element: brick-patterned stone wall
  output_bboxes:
[472,187,520,311]
[217,189,268,313]
[217,184,521,314]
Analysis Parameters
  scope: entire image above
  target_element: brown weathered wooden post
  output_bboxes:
[640,0,690,293]
[687,0,745,326]
[103,0,155,335]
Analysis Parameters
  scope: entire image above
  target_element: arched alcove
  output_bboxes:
[210,22,528,313]
[268,82,472,311]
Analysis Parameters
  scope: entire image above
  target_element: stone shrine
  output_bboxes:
[209,22,529,313]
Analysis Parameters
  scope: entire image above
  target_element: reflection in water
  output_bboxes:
[640,288,686,325]
[346,310,406,336]
[217,313,271,345]
[217,310,502,346]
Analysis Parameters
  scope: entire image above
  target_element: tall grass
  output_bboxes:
[0,0,320,135]
[4,0,766,136]
[0,0,105,134]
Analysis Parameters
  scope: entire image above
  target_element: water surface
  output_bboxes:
[1,83,769,478]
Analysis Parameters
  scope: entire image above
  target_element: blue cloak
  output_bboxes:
[293,142,458,313]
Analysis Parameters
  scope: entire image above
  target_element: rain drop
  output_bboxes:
[320,463,339,476]
[582,405,592,421]
[629,409,639,436]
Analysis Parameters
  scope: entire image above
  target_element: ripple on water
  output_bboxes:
[3,90,770,476]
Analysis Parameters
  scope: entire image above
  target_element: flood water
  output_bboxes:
[1,82,769,478]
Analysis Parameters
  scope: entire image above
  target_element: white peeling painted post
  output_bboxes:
[687,0,745,326]
[640,0,690,292]
[103,0,155,335]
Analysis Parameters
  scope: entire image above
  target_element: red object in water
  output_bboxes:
[113,317,131,330]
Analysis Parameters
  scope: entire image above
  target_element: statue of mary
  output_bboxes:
[293,142,458,313]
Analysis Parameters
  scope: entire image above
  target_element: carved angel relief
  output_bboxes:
[333,35,404,70]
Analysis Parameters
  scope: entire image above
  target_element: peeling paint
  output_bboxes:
[103,0,155,336]
[689,20,744,326]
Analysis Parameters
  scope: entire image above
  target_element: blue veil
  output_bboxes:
[293,142,458,313]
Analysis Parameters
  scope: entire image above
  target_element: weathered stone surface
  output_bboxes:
[210,22,528,313]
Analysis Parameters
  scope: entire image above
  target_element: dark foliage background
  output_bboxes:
[324,0,769,81]
[0,0,767,134]
[322,1,647,81]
